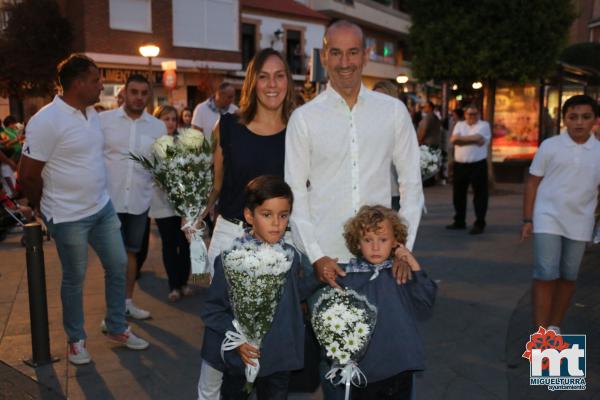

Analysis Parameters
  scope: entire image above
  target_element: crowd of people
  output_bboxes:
[4,17,599,400]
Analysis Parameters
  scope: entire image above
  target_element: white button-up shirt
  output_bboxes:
[285,85,424,264]
[100,107,166,215]
[22,96,110,223]
[452,119,491,163]
[530,132,600,241]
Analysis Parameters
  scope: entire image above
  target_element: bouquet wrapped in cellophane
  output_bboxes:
[311,287,377,400]
[220,237,294,385]
[420,144,442,181]
[130,128,212,279]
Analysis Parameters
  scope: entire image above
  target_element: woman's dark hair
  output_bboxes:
[238,48,295,125]
[3,115,17,127]
[562,95,599,118]
[57,53,98,91]
[244,175,294,212]
[179,107,192,126]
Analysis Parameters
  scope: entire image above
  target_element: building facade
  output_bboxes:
[59,0,241,110]
[301,0,412,88]
[240,0,328,88]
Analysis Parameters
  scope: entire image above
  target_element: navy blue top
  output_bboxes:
[336,267,437,383]
[200,243,315,377]
[218,113,286,221]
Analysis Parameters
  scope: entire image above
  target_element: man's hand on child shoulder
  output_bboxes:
[393,245,420,284]
[237,342,260,367]
[314,256,345,289]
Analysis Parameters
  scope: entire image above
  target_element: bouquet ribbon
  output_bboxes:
[221,319,260,383]
[182,219,208,277]
[325,361,367,400]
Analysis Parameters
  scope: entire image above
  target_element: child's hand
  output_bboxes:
[520,222,533,242]
[237,343,260,367]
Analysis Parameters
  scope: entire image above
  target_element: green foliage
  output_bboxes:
[407,0,575,82]
[0,0,73,98]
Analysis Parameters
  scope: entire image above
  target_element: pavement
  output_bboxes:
[0,183,598,399]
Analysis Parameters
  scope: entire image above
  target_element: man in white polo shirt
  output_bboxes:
[19,54,149,366]
[447,105,491,234]
[100,74,166,321]
[521,94,600,334]
[191,82,237,142]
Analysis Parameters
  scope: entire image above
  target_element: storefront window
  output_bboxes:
[492,82,540,162]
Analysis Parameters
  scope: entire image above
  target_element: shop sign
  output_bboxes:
[163,69,177,89]
[101,68,162,84]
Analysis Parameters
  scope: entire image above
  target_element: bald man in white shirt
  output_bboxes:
[285,20,423,289]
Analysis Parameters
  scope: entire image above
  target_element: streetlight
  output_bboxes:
[396,75,409,84]
[472,81,483,90]
[139,43,160,112]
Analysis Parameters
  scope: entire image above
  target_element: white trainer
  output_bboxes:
[107,327,150,350]
[126,302,151,320]
[547,325,561,335]
[68,339,92,365]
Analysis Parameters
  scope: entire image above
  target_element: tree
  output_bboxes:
[407,0,575,83]
[0,0,73,98]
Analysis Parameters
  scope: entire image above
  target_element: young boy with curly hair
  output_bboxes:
[325,205,437,400]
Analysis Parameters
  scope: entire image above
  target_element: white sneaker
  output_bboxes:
[107,327,149,350]
[126,302,151,320]
[100,319,107,334]
[547,325,561,335]
[68,339,91,365]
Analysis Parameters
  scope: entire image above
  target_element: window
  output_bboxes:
[392,0,407,12]
[366,36,396,65]
[109,0,151,33]
[172,0,238,51]
[286,29,304,74]
[241,23,257,69]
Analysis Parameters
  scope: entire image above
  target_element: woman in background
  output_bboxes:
[151,105,193,301]
[179,107,193,129]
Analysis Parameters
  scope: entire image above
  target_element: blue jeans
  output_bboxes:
[44,200,128,342]
[533,233,586,281]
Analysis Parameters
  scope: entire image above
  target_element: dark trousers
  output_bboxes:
[452,159,488,227]
[221,371,290,400]
[136,218,151,274]
[352,371,413,400]
[155,216,190,291]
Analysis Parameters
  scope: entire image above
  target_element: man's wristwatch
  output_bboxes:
[522,219,533,224]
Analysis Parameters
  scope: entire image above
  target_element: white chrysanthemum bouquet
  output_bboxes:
[130,128,212,277]
[220,239,294,384]
[311,288,377,399]
[419,144,442,181]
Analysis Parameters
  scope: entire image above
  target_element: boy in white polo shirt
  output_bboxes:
[521,94,600,334]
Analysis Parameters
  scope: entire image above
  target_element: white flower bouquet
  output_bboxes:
[311,288,377,399]
[220,239,294,384]
[420,144,442,181]
[130,128,212,277]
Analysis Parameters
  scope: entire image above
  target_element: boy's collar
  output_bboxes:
[239,229,286,247]
[346,257,393,280]
[562,131,595,149]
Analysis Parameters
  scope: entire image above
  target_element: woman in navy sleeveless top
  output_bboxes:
[197,48,296,400]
